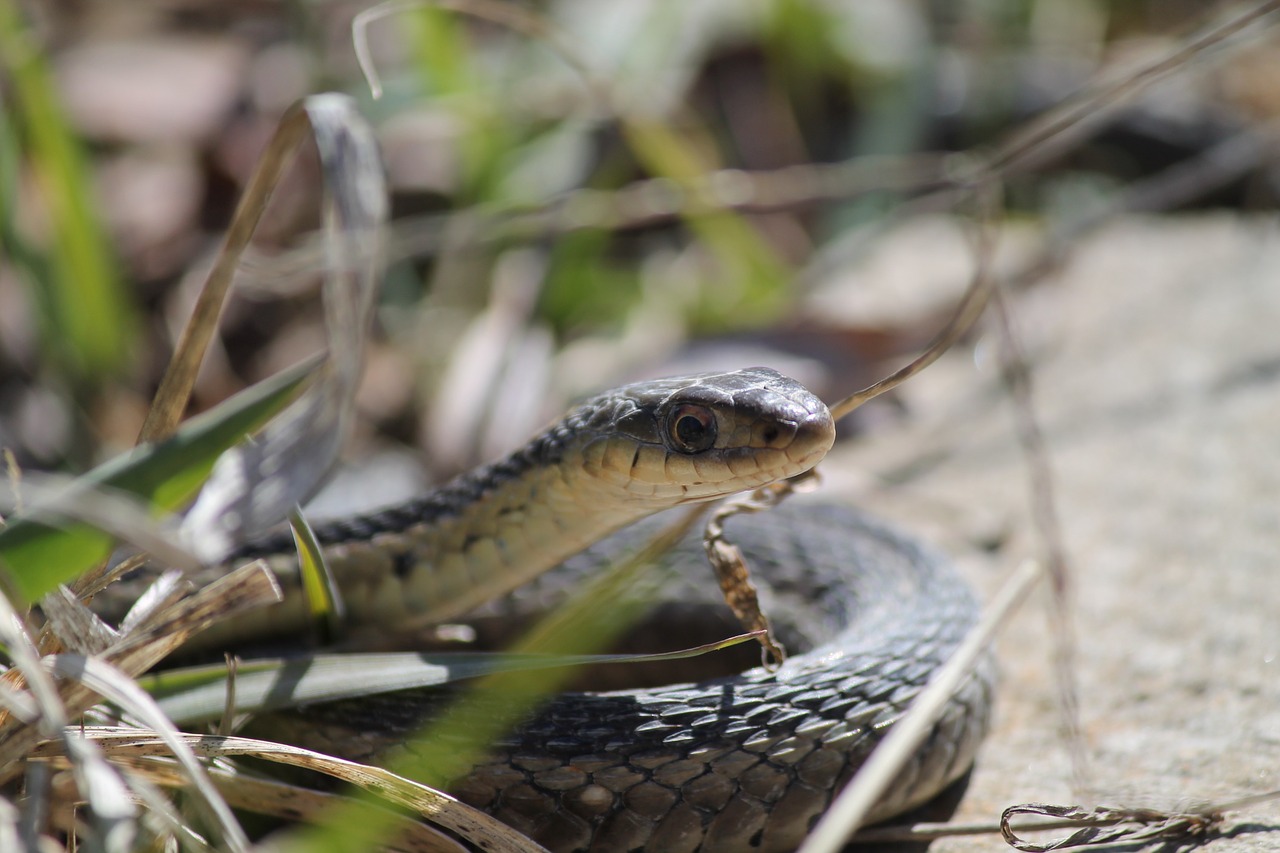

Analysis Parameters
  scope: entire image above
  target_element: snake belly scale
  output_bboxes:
[178,367,995,851]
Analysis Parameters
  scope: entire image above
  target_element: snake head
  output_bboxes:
[576,367,835,506]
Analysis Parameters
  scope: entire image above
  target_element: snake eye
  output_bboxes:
[666,404,717,454]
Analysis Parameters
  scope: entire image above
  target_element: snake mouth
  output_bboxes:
[780,406,836,469]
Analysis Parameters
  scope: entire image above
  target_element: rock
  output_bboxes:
[826,214,1280,850]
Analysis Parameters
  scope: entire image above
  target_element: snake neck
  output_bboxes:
[270,422,645,626]
[230,366,835,634]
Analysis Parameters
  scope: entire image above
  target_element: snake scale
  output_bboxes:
[163,367,996,851]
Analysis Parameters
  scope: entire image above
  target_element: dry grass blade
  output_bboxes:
[991,288,1087,794]
[39,584,118,656]
[0,576,137,850]
[828,183,1001,422]
[189,765,467,852]
[978,0,1280,178]
[0,682,39,724]
[354,0,602,102]
[181,94,387,563]
[44,655,250,852]
[137,105,313,444]
[213,775,468,853]
[116,569,185,635]
[0,562,279,782]
[113,763,222,853]
[701,475,819,668]
[29,727,549,853]
[103,562,280,668]
[69,552,148,606]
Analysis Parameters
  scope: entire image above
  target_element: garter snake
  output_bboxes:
[144,367,995,851]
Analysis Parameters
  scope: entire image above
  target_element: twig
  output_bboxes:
[991,287,1088,794]
[848,787,1280,846]
[828,181,1002,421]
[1000,802,1220,851]
[798,559,1044,853]
[976,0,1280,178]
[701,473,819,668]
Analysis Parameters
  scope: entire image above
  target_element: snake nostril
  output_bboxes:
[762,426,780,444]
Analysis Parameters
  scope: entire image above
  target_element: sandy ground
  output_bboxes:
[820,215,1280,851]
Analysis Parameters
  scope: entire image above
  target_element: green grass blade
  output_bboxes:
[144,631,763,725]
[0,0,136,381]
[0,357,320,604]
[289,507,346,643]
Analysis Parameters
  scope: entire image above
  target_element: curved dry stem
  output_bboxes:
[976,0,1280,179]
[827,180,1002,423]
[137,105,313,445]
[353,0,606,106]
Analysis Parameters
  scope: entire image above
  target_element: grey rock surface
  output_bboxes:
[822,215,1280,850]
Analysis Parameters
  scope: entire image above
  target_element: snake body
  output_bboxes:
[164,368,994,850]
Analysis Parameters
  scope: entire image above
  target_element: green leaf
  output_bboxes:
[0,357,320,605]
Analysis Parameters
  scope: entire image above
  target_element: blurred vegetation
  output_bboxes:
[0,0,135,388]
[2,0,1275,476]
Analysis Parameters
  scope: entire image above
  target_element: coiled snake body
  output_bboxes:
[195,368,995,851]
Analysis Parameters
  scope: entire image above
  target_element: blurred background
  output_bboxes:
[2,0,1279,491]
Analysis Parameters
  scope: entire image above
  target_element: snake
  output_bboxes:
[147,367,996,851]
